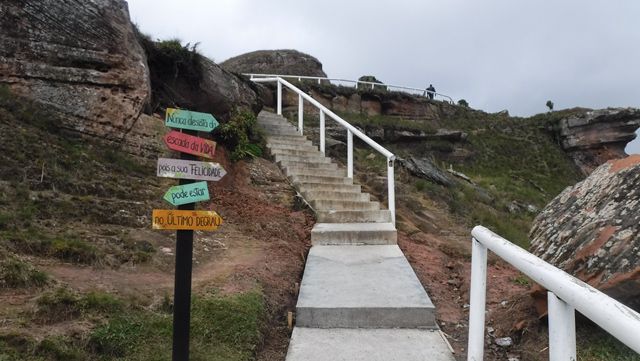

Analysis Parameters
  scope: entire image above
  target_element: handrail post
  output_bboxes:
[298,94,303,135]
[467,237,487,361]
[319,110,325,154]
[277,79,282,115]
[347,130,353,178]
[548,292,576,361]
[387,158,395,225]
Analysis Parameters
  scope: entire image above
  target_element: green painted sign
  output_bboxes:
[165,108,219,132]
[163,181,210,206]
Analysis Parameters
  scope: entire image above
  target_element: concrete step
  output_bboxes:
[302,190,370,202]
[267,135,310,144]
[268,142,317,151]
[295,245,435,328]
[286,168,345,178]
[286,328,455,361]
[311,222,397,245]
[311,199,380,211]
[291,174,352,185]
[317,209,392,223]
[279,161,338,170]
[275,154,332,164]
[297,182,362,194]
[270,148,321,157]
[263,128,300,136]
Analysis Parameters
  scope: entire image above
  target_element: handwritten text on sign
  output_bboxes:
[157,158,227,181]
[164,131,216,159]
[152,210,223,231]
[165,108,219,132]
[163,181,210,206]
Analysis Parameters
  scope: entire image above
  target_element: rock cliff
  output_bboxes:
[0,0,151,144]
[530,155,640,309]
[221,49,327,77]
[554,108,640,175]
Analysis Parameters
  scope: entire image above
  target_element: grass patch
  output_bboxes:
[0,257,48,289]
[88,289,265,361]
[36,288,125,323]
[577,324,640,361]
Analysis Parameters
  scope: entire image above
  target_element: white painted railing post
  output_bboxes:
[387,158,395,225]
[347,130,353,178]
[317,78,321,84]
[320,110,325,154]
[468,237,488,361]
[277,79,282,115]
[548,292,577,361]
[298,94,303,135]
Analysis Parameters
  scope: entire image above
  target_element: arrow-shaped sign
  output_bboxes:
[157,158,227,181]
[163,181,210,206]
[152,209,223,231]
[165,108,219,132]
[164,131,216,159]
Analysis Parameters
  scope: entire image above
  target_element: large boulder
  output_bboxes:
[530,155,640,309]
[140,37,262,122]
[221,49,327,77]
[0,0,151,142]
[555,108,640,175]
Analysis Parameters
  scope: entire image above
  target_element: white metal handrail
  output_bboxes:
[251,76,396,224]
[468,226,640,361]
[245,73,454,104]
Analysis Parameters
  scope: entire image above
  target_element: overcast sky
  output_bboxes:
[127,0,640,154]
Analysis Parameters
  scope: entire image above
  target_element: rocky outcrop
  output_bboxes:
[280,85,457,120]
[221,49,327,77]
[140,37,262,122]
[0,0,150,143]
[530,155,640,309]
[556,108,640,175]
[398,157,453,186]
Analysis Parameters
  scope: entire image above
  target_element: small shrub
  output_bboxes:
[415,179,427,192]
[81,291,124,313]
[0,257,48,288]
[512,274,530,287]
[89,316,146,357]
[50,238,99,264]
[36,337,85,361]
[215,110,264,161]
[36,288,82,322]
[458,99,469,107]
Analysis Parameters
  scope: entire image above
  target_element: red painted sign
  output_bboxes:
[163,131,217,159]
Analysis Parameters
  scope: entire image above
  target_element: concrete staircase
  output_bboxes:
[258,111,455,361]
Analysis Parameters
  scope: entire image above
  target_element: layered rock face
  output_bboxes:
[0,0,151,143]
[530,155,640,309]
[556,108,640,175]
[221,49,327,77]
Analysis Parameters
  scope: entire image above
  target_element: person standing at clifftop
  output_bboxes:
[426,84,436,100]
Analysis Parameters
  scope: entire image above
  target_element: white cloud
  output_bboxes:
[127,0,640,116]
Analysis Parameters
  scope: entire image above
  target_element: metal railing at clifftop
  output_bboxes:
[250,76,397,225]
[244,73,454,104]
[468,226,640,361]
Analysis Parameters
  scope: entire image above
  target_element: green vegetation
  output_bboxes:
[0,256,48,288]
[215,110,264,160]
[0,86,157,268]
[577,325,640,361]
[0,289,266,361]
[458,99,469,107]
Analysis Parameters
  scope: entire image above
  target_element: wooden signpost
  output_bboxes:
[157,158,227,181]
[164,130,217,159]
[152,209,222,230]
[153,108,224,361]
[165,107,219,132]
[163,181,210,206]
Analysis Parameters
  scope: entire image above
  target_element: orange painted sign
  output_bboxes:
[152,210,223,231]
[164,131,216,159]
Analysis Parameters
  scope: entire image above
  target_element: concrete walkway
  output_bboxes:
[258,111,455,361]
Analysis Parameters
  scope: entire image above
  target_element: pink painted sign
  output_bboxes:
[163,130,216,159]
